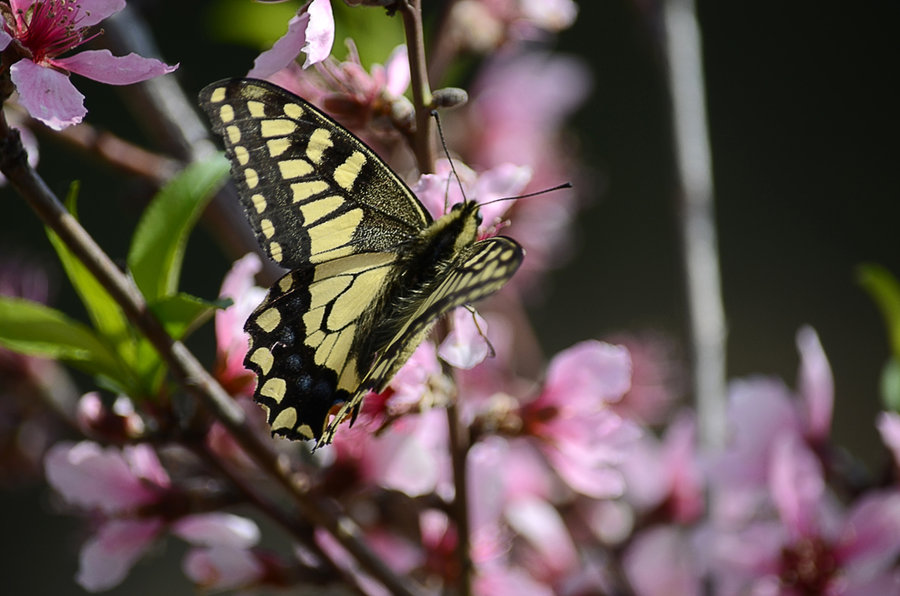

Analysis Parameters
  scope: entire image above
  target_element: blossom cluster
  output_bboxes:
[2,1,900,595]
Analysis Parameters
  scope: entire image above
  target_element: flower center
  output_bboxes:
[8,0,98,64]
[779,536,839,594]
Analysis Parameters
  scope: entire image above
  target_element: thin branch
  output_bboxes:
[446,398,473,596]
[662,0,727,449]
[0,120,425,596]
[398,0,436,173]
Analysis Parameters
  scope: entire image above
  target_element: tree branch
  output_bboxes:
[398,0,436,173]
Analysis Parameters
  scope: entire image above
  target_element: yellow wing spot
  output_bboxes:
[261,119,297,138]
[309,245,354,264]
[272,407,298,431]
[278,159,314,180]
[308,209,363,255]
[255,307,282,333]
[219,104,234,123]
[306,128,333,164]
[244,168,259,189]
[313,252,396,281]
[302,305,325,333]
[249,347,274,375]
[267,138,290,158]
[291,181,329,203]
[234,145,249,165]
[260,218,275,238]
[247,100,266,118]
[269,242,283,262]
[259,377,286,400]
[309,276,352,309]
[251,193,267,213]
[328,267,389,329]
[210,87,226,103]
[299,195,344,225]
[337,355,360,392]
[323,327,355,372]
[333,151,367,191]
[226,125,241,144]
[283,102,304,119]
[278,275,294,293]
[314,332,339,366]
[306,329,326,348]
[296,424,315,440]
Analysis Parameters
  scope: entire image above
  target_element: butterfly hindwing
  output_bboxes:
[318,236,524,445]
[199,79,431,269]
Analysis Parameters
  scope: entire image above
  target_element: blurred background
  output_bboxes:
[2,0,899,593]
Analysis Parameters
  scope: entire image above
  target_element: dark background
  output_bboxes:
[2,0,899,593]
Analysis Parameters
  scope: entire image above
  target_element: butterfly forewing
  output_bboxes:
[199,79,431,269]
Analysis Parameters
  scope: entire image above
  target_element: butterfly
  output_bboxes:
[199,78,523,447]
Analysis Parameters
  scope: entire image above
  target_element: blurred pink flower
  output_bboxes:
[520,340,639,498]
[215,253,266,396]
[248,0,334,78]
[623,527,701,596]
[877,411,900,471]
[0,0,177,129]
[438,308,491,370]
[608,332,685,425]
[620,413,703,524]
[711,326,834,496]
[76,392,145,442]
[709,434,900,595]
[182,545,265,591]
[266,41,410,132]
[44,441,261,591]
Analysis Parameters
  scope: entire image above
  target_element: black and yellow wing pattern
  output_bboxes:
[200,78,523,447]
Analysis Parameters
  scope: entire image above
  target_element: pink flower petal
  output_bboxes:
[1,20,11,51]
[301,0,335,68]
[216,254,265,380]
[249,11,311,78]
[623,527,700,596]
[877,411,900,468]
[474,566,554,596]
[77,0,126,27]
[505,497,578,576]
[473,163,532,226]
[77,518,163,591]
[542,341,632,409]
[124,443,171,488]
[183,546,264,591]
[52,50,178,85]
[44,441,162,513]
[439,308,490,369]
[796,326,833,442]
[769,434,823,539]
[384,45,411,97]
[172,513,261,548]
[10,59,86,130]
[836,492,900,572]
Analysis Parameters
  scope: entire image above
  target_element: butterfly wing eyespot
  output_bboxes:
[200,78,524,446]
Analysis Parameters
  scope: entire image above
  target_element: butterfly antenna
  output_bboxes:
[478,182,573,207]
[431,110,469,211]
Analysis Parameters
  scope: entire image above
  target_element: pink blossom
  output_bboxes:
[1,0,178,129]
[438,308,491,370]
[517,341,639,498]
[44,441,262,591]
[623,527,701,596]
[412,159,532,232]
[877,411,900,470]
[182,546,265,591]
[75,392,145,441]
[709,434,900,595]
[215,253,266,395]
[248,0,334,78]
[620,413,703,524]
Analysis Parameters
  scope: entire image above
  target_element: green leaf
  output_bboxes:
[208,0,302,47]
[46,182,136,363]
[880,357,900,412]
[128,156,229,301]
[0,296,135,392]
[150,293,229,341]
[858,264,900,360]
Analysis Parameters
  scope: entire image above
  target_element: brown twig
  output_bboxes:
[398,0,436,174]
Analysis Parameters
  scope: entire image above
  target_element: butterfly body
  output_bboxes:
[200,79,522,446]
